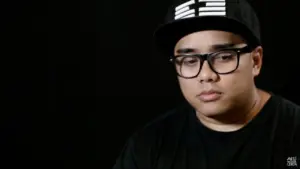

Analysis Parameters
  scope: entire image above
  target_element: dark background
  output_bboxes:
[1,0,300,168]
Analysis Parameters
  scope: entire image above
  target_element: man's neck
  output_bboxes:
[196,89,270,132]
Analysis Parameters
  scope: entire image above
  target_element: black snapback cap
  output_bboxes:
[153,0,261,57]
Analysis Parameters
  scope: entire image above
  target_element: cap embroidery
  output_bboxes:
[174,0,226,20]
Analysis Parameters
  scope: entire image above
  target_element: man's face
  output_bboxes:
[174,30,263,117]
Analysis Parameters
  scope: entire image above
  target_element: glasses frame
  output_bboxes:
[170,46,252,79]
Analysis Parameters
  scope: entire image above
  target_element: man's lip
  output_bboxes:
[198,90,222,96]
[197,91,222,102]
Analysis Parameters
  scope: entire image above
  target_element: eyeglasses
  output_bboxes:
[170,46,252,79]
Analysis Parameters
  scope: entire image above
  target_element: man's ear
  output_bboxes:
[252,46,263,77]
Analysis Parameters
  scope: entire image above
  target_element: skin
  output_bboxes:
[174,30,271,132]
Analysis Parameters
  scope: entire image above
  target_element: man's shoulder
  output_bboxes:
[270,94,300,134]
[271,94,300,142]
[113,102,194,168]
[146,102,191,126]
[273,94,300,119]
[271,94,300,162]
[131,101,193,143]
[113,102,194,169]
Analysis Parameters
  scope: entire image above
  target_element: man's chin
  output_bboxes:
[195,104,228,118]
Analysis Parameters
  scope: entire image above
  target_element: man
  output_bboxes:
[113,0,300,168]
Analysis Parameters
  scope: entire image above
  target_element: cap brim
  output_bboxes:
[153,16,259,57]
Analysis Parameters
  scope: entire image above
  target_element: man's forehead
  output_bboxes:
[175,31,245,47]
[174,42,246,54]
[177,30,244,41]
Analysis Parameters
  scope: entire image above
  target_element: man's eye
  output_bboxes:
[175,56,198,65]
[220,55,234,60]
[183,58,198,64]
[214,53,236,61]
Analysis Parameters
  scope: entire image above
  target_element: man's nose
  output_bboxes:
[197,61,218,83]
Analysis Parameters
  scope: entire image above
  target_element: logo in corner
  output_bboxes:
[287,156,298,167]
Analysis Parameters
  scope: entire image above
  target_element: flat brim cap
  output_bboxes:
[153,0,261,57]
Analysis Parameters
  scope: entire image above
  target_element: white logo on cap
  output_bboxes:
[174,0,226,20]
[174,0,196,20]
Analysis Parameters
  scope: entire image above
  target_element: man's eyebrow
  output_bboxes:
[175,43,237,54]
[210,43,236,50]
[176,48,196,54]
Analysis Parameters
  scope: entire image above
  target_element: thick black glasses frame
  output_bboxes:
[170,46,252,79]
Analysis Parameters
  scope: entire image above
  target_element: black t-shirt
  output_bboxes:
[113,94,300,169]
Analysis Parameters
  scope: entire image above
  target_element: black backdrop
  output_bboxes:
[2,0,300,168]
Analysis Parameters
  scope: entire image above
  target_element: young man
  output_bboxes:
[113,0,300,168]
